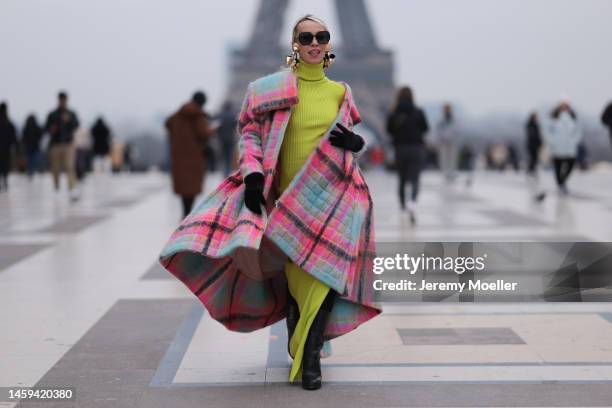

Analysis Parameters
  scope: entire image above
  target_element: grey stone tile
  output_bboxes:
[38,216,107,234]
[479,209,548,227]
[0,243,49,271]
[569,191,603,201]
[137,383,612,408]
[54,351,168,371]
[454,328,525,344]
[438,192,482,203]
[35,369,155,388]
[397,327,525,345]
[18,299,195,407]
[100,198,140,209]
[139,262,172,280]
[16,385,144,408]
[137,387,268,408]
[16,402,76,408]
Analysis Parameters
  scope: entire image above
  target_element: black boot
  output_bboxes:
[301,307,331,390]
[286,291,299,356]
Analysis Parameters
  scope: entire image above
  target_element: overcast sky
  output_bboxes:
[1,0,611,128]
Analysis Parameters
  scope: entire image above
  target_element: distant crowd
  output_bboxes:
[2,88,611,215]
[384,90,612,221]
[0,91,133,200]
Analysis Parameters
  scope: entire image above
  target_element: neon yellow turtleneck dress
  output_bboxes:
[278,59,345,383]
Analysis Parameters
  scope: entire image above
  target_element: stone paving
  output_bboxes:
[2,168,612,407]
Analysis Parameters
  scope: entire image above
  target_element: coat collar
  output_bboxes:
[249,69,360,125]
[250,70,299,115]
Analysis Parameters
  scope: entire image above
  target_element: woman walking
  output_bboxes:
[545,100,582,195]
[386,86,429,224]
[159,14,382,390]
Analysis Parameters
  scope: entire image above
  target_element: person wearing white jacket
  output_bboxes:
[544,101,583,195]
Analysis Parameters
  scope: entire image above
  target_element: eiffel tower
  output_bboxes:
[226,0,395,142]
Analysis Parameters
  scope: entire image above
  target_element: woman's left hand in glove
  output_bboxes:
[329,122,365,153]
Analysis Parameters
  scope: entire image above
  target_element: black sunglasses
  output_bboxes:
[297,30,330,46]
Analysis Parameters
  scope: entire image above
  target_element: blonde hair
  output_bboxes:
[291,14,329,45]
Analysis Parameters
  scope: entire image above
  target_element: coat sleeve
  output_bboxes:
[236,82,264,179]
[348,98,368,159]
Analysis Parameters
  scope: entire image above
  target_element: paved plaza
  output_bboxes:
[2,168,612,407]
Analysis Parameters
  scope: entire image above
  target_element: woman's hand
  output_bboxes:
[329,123,365,153]
[244,172,266,215]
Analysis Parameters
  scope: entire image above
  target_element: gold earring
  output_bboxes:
[285,44,299,70]
[323,50,335,68]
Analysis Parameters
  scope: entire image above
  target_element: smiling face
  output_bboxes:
[294,19,330,65]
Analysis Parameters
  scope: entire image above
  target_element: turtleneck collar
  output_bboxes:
[296,60,325,82]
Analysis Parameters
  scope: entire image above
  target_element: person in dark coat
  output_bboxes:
[386,86,429,224]
[91,117,112,173]
[45,91,79,198]
[525,112,542,175]
[507,142,520,172]
[214,101,238,177]
[0,102,18,191]
[602,101,612,150]
[165,91,213,217]
[21,115,44,178]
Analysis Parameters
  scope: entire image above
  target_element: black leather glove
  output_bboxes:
[244,172,266,215]
[329,122,365,153]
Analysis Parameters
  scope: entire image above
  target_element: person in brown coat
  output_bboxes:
[165,91,213,217]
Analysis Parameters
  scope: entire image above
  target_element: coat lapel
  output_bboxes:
[249,70,299,115]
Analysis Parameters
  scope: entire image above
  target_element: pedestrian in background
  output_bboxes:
[525,112,546,202]
[45,91,80,200]
[525,112,542,176]
[545,99,583,195]
[0,102,18,191]
[458,143,476,187]
[214,101,238,177]
[507,141,520,172]
[437,103,458,183]
[601,101,612,150]
[386,86,429,224]
[22,114,44,178]
[73,125,92,181]
[123,142,134,172]
[165,91,213,218]
[91,117,112,173]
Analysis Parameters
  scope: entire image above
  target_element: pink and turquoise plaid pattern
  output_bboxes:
[159,69,382,340]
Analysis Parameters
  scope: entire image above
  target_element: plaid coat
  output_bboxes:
[159,68,382,340]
